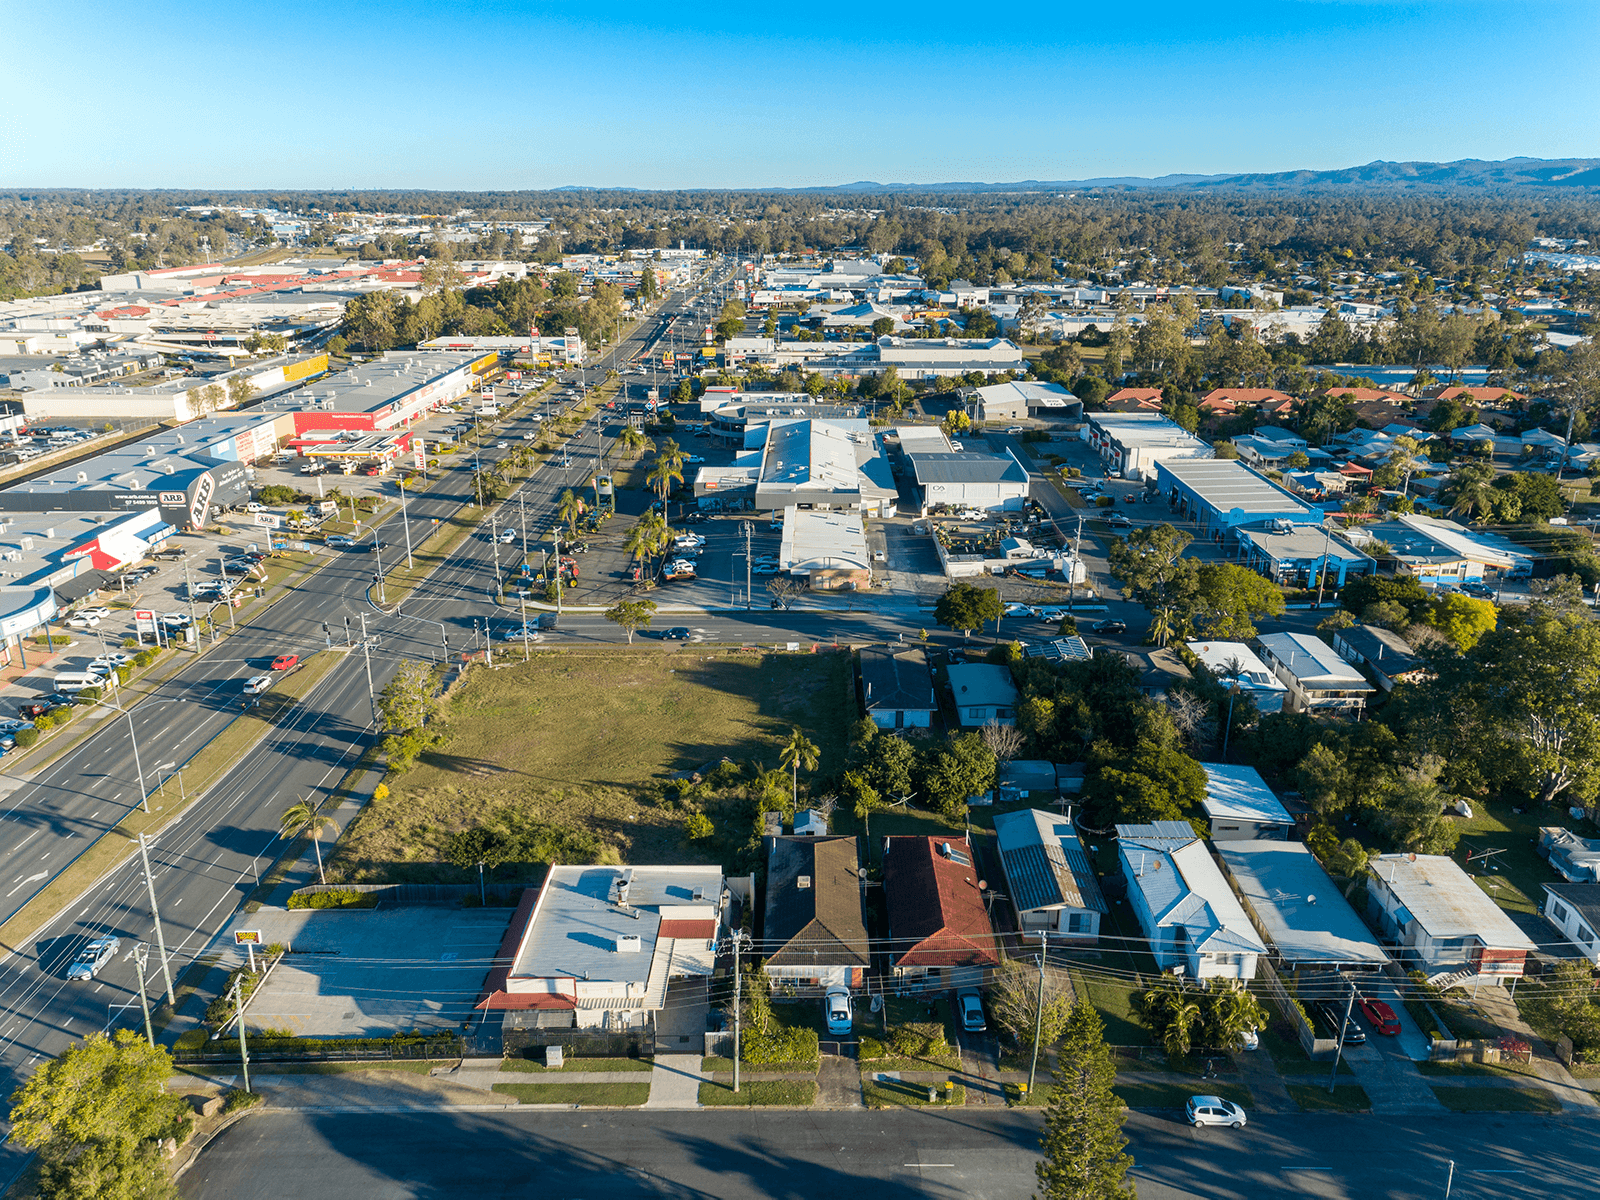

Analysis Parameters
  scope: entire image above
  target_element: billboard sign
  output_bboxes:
[413,438,426,471]
[134,609,158,641]
[253,512,281,529]
[234,930,261,945]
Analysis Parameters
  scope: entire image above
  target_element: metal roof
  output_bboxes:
[994,808,1107,915]
[1216,841,1389,968]
[1369,854,1537,949]
[1157,458,1314,517]
[1200,763,1293,826]
[908,451,1029,486]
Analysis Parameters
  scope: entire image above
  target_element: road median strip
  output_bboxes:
[0,648,350,958]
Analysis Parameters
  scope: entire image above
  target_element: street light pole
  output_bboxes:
[137,833,175,1006]
[127,942,154,1048]
[398,477,414,569]
[1026,931,1049,1099]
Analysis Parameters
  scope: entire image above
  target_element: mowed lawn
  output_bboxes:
[333,648,854,880]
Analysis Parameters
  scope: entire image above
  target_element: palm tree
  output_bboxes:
[557,488,585,539]
[1443,462,1495,521]
[1140,983,1202,1060]
[623,511,671,579]
[646,452,684,507]
[280,799,338,886]
[1203,981,1268,1051]
[618,427,650,460]
[779,728,820,807]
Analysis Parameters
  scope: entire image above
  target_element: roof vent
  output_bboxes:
[614,933,642,953]
[797,875,811,889]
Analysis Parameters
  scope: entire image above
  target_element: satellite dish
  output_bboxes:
[1408,853,1417,862]
[858,868,867,880]
[977,880,988,891]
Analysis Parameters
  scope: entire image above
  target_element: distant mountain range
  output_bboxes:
[556,158,1600,195]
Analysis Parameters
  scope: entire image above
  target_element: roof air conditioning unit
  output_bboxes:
[797,875,811,889]
[614,933,643,954]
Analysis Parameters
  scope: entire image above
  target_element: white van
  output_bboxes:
[53,672,102,692]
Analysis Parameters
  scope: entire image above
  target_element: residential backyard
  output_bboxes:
[328,648,854,883]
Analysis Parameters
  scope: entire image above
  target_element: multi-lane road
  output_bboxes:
[0,268,763,1184]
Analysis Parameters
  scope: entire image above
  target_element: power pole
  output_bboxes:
[182,560,199,641]
[127,942,154,1048]
[1328,982,1356,1093]
[232,976,251,1094]
[731,931,750,1094]
[1026,931,1049,1098]
[491,514,501,591]
[137,833,175,1007]
[742,520,753,609]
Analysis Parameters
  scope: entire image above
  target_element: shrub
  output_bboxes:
[1095,495,1114,507]
[887,1022,947,1060]
[222,1089,263,1113]
[13,728,38,748]
[857,1036,886,1061]
[48,705,72,724]
[75,687,102,703]
[30,715,52,733]
[287,888,376,910]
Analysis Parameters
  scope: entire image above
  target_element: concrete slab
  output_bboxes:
[233,907,513,1037]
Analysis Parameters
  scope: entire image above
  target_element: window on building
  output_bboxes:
[1066,912,1085,933]
[1551,901,1569,924]
[1580,925,1595,948]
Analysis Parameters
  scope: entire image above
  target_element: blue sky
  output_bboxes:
[6,0,1598,189]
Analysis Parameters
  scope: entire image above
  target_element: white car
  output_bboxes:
[685,455,705,464]
[326,535,355,548]
[66,935,121,981]
[243,674,272,696]
[161,613,193,628]
[753,563,782,576]
[1006,426,1024,434]
[66,613,101,629]
[1237,1027,1260,1052]
[497,529,517,543]
[1185,1095,1247,1129]
[89,653,133,670]
[823,985,853,1035]
[77,606,112,620]
[501,626,543,642]
[949,441,965,451]
[1003,602,1033,617]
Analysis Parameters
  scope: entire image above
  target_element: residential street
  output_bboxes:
[180,1108,1600,1199]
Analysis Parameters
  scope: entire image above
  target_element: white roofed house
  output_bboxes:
[994,808,1108,942]
[1254,632,1375,716]
[1199,764,1294,841]
[1117,822,1266,981]
[475,865,725,1032]
[1366,854,1536,982]
[1185,640,1288,714]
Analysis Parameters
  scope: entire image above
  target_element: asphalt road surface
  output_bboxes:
[179,1108,1600,1200]
[0,268,725,1187]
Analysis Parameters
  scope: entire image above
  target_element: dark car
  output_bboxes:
[16,701,51,719]
[362,541,389,553]
[1090,619,1128,635]
[1312,998,1366,1046]
[661,627,690,640]
[1461,582,1495,599]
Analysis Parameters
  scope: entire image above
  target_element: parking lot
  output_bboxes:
[224,907,515,1037]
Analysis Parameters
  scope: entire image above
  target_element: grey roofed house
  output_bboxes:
[1214,841,1390,970]
[946,662,1019,727]
[1200,763,1293,840]
[858,646,935,729]
[907,451,1030,486]
[1330,624,1423,692]
[993,807,1107,939]
[763,836,870,985]
[1539,828,1600,883]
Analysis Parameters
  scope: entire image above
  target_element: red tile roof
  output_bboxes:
[1201,388,1293,409]
[1436,386,1526,403]
[1106,387,1164,405]
[1322,387,1409,403]
[659,919,716,939]
[884,836,1000,969]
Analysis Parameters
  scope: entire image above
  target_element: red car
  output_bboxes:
[270,654,299,671]
[1358,996,1401,1035]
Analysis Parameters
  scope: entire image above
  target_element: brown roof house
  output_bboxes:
[883,835,1001,990]
[763,836,870,988]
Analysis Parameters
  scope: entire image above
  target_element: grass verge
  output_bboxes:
[701,1057,818,1074]
[861,1074,967,1109]
[697,1080,818,1106]
[1286,1083,1372,1113]
[1428,1085,1562,1113]
[378,507,485,608]
[1418,1058,1542,1079]
[1112,1079,1252,1110]
[490,1081,651,1106]
[0,648,347,957]
[501,1056,653,1073]
[857,1055,963,1072]
[236,1060,456,1077]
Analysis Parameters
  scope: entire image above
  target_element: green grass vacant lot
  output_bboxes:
[491,1081,652,1106]
[331,649,853,882]
[1071,971,1150,1047]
